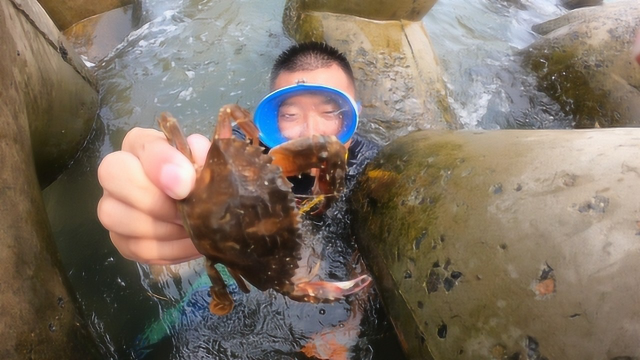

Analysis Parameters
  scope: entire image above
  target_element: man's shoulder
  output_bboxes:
[346,133,381,180]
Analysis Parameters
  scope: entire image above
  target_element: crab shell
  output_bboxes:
[180,136,304,296]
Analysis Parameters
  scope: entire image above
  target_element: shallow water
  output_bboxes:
[43,0,612,358]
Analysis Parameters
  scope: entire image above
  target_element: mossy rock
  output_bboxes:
[522,1,640,128]
[351,129,640,359]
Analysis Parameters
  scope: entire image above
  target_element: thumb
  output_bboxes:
[128,130,197,200]
[159,160,195,200]
[159,133,211,199]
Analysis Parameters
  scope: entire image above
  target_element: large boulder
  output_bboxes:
[0,0,100,357]
[522,1,640,128]
[350,129,640,359]
[284,0,459,143]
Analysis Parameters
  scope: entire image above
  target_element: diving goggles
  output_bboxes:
[253,83,359,148]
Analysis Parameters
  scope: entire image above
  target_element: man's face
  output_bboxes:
[272,64,357,141]
[277,92,345,139]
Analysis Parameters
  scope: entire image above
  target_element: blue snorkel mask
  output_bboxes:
[253,83,359,149]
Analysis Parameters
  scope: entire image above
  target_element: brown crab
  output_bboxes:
[158,105,371,315]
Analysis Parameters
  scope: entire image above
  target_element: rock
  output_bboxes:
[1,1,100,357]
[523,1,640,128]
[350,129,640,359]
[37,0,133,30]
[559,0,602,11]
[63,5,136,64]
[284,0,460,144]
[131,0,184,27]
[284,0,438,22]
[6,0,98,188]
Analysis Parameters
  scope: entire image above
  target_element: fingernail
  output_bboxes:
[160,163,193,199]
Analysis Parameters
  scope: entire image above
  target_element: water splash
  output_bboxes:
[425,0,570,129]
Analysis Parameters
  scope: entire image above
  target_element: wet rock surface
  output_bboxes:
[1,1,101,357]
[6,0,98,188]
[522,1,640,128]
[284,0,438,21]
[350,129,640,359]
[63,5,136,64]
[1,0,100,357]
[37,0,133,30]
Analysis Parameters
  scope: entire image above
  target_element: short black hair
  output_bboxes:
[270,41,355,89]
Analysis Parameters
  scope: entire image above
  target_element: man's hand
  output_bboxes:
[97,127,210,264]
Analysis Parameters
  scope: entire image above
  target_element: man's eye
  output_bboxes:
[322,109,344,120]
[279,113,300,122]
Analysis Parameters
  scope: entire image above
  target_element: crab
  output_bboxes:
[158,105,371,315]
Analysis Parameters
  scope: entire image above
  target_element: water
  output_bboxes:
[42,0,606,358]
[425,0,574,129]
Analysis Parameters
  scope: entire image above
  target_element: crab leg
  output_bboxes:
[216,104,261,144]
[157,112,195,164]
[291,274,372,303]
[206,260,235,316]
[227,268,251,294]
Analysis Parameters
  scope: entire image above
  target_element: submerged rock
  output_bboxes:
[350,129,640,359]
[523,1,640,128]
[37,0,133,30]
[63,5,136,64]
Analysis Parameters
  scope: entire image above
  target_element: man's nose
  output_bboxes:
[300,113,321,137]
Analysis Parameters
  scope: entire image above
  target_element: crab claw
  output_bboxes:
[270,135,347,215]
[292,274,372,303]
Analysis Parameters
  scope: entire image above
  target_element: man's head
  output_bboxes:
[270,41,356,93]
[254,42,359,147]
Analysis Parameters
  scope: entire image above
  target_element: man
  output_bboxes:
[97,41,388,358]
[97,41,379,265]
